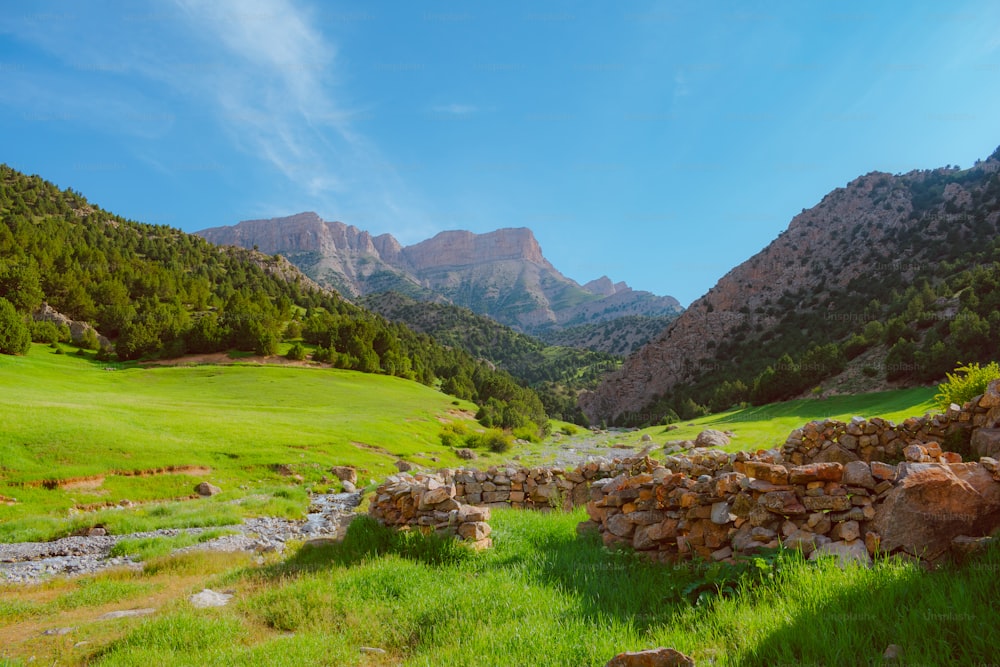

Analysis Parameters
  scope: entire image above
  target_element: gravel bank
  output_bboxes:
[0,492,360,585]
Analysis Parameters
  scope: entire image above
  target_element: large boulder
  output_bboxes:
[695,429,730,448]
[871,462,1000,561]
[330,466,357,484]
[971,429,1000,459]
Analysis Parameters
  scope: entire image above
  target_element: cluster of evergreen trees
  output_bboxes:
[0,165,546,432]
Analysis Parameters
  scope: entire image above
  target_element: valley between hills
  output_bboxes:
[2,147,1000,666]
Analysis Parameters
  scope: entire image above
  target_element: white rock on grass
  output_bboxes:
[189,588,233,608]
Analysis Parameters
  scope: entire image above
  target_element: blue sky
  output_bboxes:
[1,1,998,306]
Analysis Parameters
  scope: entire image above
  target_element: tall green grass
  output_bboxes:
[83,508,1000,666]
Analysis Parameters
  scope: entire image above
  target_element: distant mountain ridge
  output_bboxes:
[196,213,682,334]
[582,145,1000,424]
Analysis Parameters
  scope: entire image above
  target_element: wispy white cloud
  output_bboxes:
[430,103,479,116]
[2,0,432,232]
[170,0,353,193]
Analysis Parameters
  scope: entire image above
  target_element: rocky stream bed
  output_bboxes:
[0,492,361,584]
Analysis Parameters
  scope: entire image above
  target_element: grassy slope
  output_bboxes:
[2,509,997,666]
[0,344,477,539]
[508,386,938,465]
[642,387,938,451]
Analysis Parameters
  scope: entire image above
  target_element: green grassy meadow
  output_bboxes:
[2,508,997,666]
[2,343,986,666]
[650,386,938,449]
[0,344,479,541]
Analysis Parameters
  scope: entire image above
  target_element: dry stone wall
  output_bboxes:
[781,381,1000,465]
[371,381,1000,564]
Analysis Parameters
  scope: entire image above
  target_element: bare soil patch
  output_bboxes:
[22,466,212,490]
[141,352,326,369]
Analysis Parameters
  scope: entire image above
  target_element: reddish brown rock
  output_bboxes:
[458,521,491,541]
[789,462,843,484]
[870,461,897,482]
[871,462,1000,561]
[739,461,789,485]
[605,648,695,667]
[330,466,357,484]
[760,490,807,516]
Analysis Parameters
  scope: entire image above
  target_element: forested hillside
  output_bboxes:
[363,291,619,423]
[538,314,678,356]
[0,165,546,430]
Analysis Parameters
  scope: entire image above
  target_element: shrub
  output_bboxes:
[512,425,540,443]
[0,297,31,355]
[934,362,1000,410]
[286,342,307,361]
[438,422,470,448]
[559,424,579,436]
[283,320,302,340]
[31,320,63,344]
[312,346,333,363]
[481,429,512,454]
[78,327,100,351]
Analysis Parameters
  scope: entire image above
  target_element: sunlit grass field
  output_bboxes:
[2,508,996,666]
[0,344,478,541]
[649,386,938,450]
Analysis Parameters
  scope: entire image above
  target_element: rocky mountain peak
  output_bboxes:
[197,215,681,334]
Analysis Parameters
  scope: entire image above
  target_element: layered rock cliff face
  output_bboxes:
[581,149,1000,423]
[197,215,682,334]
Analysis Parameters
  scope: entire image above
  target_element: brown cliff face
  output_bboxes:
[581,150,1000,423]
[197,215,682,333]
[403,228,550,271]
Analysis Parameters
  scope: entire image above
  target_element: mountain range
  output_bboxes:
[196,214,682,335]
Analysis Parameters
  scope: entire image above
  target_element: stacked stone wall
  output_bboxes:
[370,382,1000,562]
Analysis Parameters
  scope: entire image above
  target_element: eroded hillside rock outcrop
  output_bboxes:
[582,150,1000,424]
[33,303,111,349]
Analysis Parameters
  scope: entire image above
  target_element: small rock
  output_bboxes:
[394,460,414,472]
[189,588,233,608]
[359,647,387,655]
[456,448,477,460]
[842,460,875,490]
[41,627,74,636]
[195,481,221,497]
[341,481,356,493]
[710,501,735,525]
[98,608,157,621]
[808,540,872,568]
[833,520,860,543]
[330,466,357,484]
[883,644,903,661]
